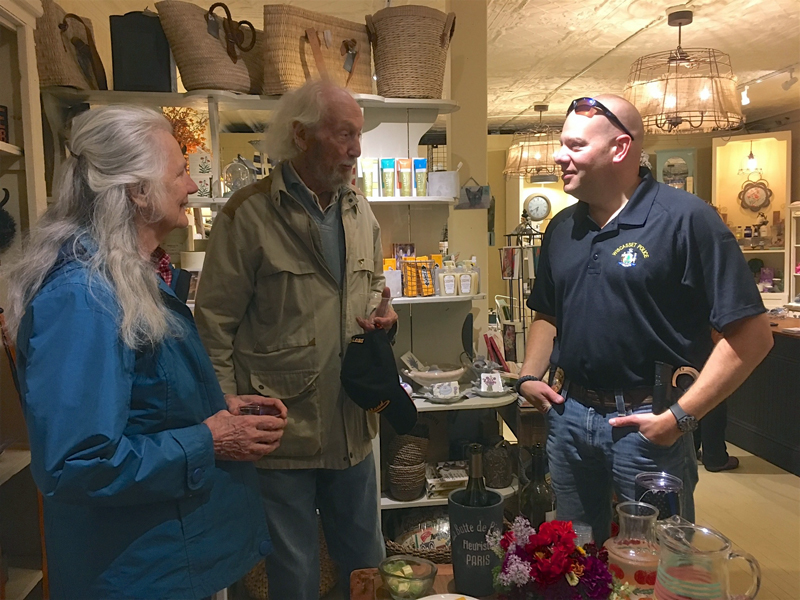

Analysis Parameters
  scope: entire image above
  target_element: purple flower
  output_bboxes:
[497,553,532,587]
[580,556,613,600]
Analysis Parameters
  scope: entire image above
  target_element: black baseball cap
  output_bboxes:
[341,329,418,434]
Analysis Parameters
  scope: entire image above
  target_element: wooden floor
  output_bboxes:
[322,443,800,600]
[694,444,800,600]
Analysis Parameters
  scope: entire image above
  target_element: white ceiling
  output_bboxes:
[60,0,800,132]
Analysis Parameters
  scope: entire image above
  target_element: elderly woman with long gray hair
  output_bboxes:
[4,105,287,600]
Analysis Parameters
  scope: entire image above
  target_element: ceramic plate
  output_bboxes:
[419,595,479,600]
[471,387,513,398]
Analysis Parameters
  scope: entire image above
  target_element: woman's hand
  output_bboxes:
[204,398,287,460]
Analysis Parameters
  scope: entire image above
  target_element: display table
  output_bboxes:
[350,564,498,599]
[726,317,800,475]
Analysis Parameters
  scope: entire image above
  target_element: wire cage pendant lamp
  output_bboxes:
[503,104,561,182]
[624,6,743,134]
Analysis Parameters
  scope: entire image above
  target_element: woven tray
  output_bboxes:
[262,4,373,95]
[366,5,455,99]
[385,538,451,564]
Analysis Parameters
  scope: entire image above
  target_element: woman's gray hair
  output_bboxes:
[264,79,344,161]
[5,104,179,349]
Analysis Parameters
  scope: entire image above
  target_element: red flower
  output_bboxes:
[500,531,515,551]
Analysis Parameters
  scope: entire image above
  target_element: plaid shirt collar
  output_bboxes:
[152,246,172,286]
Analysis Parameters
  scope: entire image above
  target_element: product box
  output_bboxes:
[425,460,468,498]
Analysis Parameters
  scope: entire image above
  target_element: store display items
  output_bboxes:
[482,437,513,489]
[654,515,761,600]
[425,461,468,499]
[604,502,659,600]
[462,443,489,507]
[378,556,437,600]
[437,262,458,296]
[382,158,397,197]
[519,443,556,530]
[360,157,380,196]
[398,158,413,196]
[414,158,428,195]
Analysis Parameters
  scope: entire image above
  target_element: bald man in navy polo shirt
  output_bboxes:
[516,95,773,543]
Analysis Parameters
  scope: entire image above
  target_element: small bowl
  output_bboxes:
[402,366,467,386]
[378,555,437,600]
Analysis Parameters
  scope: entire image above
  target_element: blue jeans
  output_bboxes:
[257,454,385,600]
[546,395,698,545]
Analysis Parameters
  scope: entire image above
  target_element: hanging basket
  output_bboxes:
[155,1,262,94]
[262,4,373,95]
[242,519,337,599]
[366,6,455,99]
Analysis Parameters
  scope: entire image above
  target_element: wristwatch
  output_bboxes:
[514,375,540,395]
[669,403,698,433]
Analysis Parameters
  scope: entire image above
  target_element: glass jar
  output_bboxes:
[603,501,659,599]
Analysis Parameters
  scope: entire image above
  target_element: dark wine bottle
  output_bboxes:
[520,443,556,529]
[464,443,490,507]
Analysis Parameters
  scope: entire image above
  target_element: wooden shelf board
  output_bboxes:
[413,391,517,413]
[394,293,486,305]
[0,141,23,157]
[5,567,42,600]
[368,196,455,205]
[380,476,518,510]
[42,88,459,115]
[740,249,785,254]
[0,450,31,487]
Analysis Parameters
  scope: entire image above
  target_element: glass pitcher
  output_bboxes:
[603,502,660,600]
[654,516,761,600]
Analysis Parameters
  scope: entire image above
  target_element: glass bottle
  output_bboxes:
[519,443,556,530]
[464,443,490,507]
[603,502,660,600]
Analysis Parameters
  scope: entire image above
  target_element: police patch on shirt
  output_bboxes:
[612,242,649,268]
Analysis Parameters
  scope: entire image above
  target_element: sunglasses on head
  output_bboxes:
[566,97,635,141]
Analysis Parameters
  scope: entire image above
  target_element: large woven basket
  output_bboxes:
[385,538,451,564]
[262,5,373,95]
[35,0,105,90]
[366,6,455,99]
[156,1,262,94]
[242,520,337,600]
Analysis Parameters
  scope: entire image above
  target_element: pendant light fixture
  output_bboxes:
[503,105,560,183]
[624,5,743,134]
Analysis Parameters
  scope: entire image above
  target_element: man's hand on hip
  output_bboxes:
[519,379,564,414]
[609,411,682,447]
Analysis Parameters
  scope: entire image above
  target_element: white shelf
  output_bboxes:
[741,249,785,254]
[0,141,22,157]
[186,198,228,208]
[368,196,455,205]
[5,567,43,600]
[0,450,31,487]
[413,392,517,413]
[380,475,518,510]
[394,293,486,305]
[42,87,459,115]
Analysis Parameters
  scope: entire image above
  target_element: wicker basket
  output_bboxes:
[35,0,106,90]
[366,6,455,99]
[385,538,451,564]
[262,4,373,95]
[156,1,262,94]
[242,520,337,600]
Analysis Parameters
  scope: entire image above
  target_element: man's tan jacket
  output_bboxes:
[194,166,384,469]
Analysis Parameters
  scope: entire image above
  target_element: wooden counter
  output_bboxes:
[350,564,498,599]
[726,317,800,476]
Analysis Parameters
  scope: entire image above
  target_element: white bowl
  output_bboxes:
[402,366,467,386]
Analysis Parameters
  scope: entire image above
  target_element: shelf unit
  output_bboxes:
[712,132,792,309]
[791,206,800,304]
[380,475,519,510]
[0,1,47,599]
[394,293,486,306]
[413,392,516,413]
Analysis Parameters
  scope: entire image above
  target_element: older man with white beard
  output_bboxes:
[195,80,396,600]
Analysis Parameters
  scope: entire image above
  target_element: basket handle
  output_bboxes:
[305,28,330,80]
[59,14,108,90]
[441,12,456,48]
[365,14,377,46]
[206,2,256,64]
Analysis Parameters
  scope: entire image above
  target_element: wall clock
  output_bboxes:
[738,178,773,212]
[523,193,551,222]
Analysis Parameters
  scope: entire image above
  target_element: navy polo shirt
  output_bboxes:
[528,168,764,390]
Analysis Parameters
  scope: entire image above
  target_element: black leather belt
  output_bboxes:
[566,381,653,412]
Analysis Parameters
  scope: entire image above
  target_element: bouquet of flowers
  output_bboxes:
[488,517,627,600]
